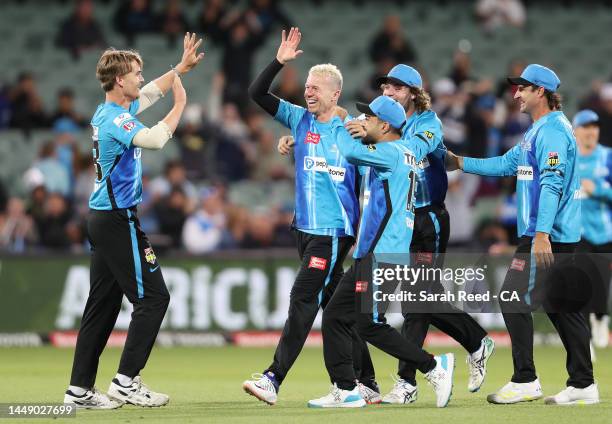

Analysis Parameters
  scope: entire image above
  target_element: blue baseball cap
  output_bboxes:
[573,109,599,128]
[356,95,406,129]
[507,64,561,92]
[376,64,422,89]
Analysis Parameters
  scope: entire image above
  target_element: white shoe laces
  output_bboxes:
[249,373,275,393]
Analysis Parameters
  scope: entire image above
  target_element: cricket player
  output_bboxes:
[574,109,611,348]
[345,65,494,403]
[63,33,204,409]
[308,95,455,408]
[243,27,377,405]
[446,64,599,405]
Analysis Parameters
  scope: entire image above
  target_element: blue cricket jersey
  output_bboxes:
[402,110,448,208]
[334,127,432,258]
[464,111,581,243]
[89,100,146,210]
[577,144,612,245]
[275,99,359,237]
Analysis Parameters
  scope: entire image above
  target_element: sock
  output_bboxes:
[115,373,133,387]
[68,385,88,396]
[470,339,485,357]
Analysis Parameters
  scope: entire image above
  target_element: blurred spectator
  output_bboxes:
[221,15,266,110]
[0,197,35,252]
[465,94,501,159]
[182,187,231,253]
[272,64,304,106]
[246,0,292,37]
[150,159,198,212]
[0,83,11,129]
[198,0,229,45]
[50,88,88,130]
[24,142,71,197]
[500,94,531,151]
[158,0,190,48]
[356,58,395,103]
[252,129,293,181]
[114,0,157,46]
[475,0,526,34]
[368,15,417,66]
[56,0,106,60]
[176,104,209,180]
[0,179,7,213]
[73,153,94,218]
[154,187,189,248]
[9,72,49,133]
[495,59,526,99]
[448,50,473,87]
[34,193,71,249]
[241,210,277,248]
[595,83,612,148]
[432,78,468,154]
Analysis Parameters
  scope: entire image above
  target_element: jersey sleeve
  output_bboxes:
[534,128,568,234]
[106,110,146,148]
[274,99,306,130]
[335,126,399,172]
[408,114,444,161]
[463,144,520,176]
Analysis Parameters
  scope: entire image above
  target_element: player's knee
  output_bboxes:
[355,315,377,339]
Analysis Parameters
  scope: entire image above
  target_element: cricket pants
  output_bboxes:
[70,208,170,388]
[399,204,487,384]
[265,230,376,386]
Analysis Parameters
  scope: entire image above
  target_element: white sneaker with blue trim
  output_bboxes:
[424,353,455,408]
[467,336,495,392]
[307,384,366,408]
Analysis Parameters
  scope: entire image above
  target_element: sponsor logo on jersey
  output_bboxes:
[366,144,377,151]
[510,258,526,271]
[134,147,142,159]
[304,156,328,172]
[305,131,321,144]
[416,252,433,264]
[144,247,157,264]
[308,256,328,270]
[355,280,368,293]
[547,152,560,166]
[113,113,132,127]
[424,130,434,140]
[517,166,533,180]
[123,121,136,132]
[327,165,346,182]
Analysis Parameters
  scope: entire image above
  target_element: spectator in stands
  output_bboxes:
[500,93,531,151]
[368,15,417,66]
[9,72,49,133]
[197,0,229,46]
[246,0,292,38]
[55,0,106,60]
[0,83,11,129]
[158,0,191,48]
[155,187,189,248]
[25,142,70,197]
[446,171,480,246]
[495,59,526,99]
[176,103,209,181]
[272,64,303,106]
[150,159,198,213]
[475,0,526,34]
[595,83,612,148]
[182,187,230,254]
[73,153,94,220]
[432,78,469,154]
[50,88,88,130]
[0,197,35,253]
[114,0,157,46]
[221,15,266,110]
[0,179,7,213]
[252,129,292,181]
[34,193,71,250]
[448,50,473,87]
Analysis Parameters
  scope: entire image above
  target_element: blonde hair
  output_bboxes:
[308,63,343,90]
[96,48,143,92]
[409,86,431,113]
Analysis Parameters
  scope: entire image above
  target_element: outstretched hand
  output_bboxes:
[445,150,463,171]
[176,32,205,74]
[276,27,303,64]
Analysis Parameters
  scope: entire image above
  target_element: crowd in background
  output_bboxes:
[1,0,612,254]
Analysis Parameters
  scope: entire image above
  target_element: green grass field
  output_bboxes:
[0,345,610,423]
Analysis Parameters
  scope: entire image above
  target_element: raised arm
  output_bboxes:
[136,32,204,115]
[248,27,303,116]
